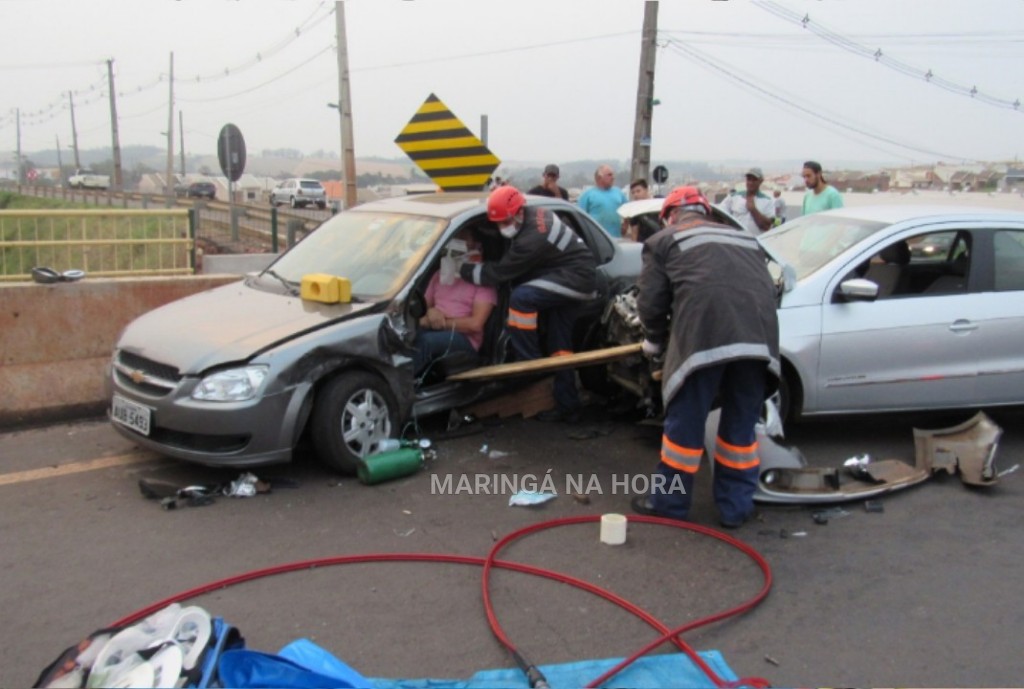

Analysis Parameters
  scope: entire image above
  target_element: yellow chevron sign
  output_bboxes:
[395,93,501,191]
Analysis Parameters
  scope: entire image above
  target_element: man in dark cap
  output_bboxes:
[527,164,569,200]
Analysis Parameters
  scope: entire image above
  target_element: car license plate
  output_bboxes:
[111,395,152,436]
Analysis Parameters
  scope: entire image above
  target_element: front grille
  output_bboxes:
[118,351,181,382]
[114,350,182,396]
[151,428,250,454]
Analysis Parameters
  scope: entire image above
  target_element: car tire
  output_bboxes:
[776,372,798,425]
[311,371,398,474]
[290,196,298,208]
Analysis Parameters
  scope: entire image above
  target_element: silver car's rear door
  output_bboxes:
[972,226,1024,405]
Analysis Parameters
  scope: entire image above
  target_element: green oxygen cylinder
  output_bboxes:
[357,446,423,485]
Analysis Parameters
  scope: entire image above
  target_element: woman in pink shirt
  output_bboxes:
[413,228,497,377]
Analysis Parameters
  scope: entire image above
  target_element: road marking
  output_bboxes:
[0,452,157,487]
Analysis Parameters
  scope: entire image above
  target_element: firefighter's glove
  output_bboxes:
[641,339,663,358]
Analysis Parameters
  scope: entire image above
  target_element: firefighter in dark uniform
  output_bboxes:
[461,186,597,421]
[631,186,780,528]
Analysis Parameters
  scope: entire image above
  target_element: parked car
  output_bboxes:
[186,181,217,200]
[110,193,737,473]
[269,178,327,209]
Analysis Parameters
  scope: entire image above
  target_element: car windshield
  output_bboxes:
[759,213,887,279]
[267,210,447,299]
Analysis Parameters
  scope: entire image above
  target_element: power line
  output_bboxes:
[662,38,973,163]
[753,0,1023,113]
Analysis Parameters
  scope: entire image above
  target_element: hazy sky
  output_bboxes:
[3,0,1024,169]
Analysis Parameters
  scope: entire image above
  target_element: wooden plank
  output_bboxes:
[447,343,643,382]
[467,378,555,419]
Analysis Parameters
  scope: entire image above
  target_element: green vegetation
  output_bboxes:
[0,193,192,279]
[0,192,81,211]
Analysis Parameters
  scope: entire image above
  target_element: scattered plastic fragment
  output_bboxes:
[998,463,1020,478]
[224,472,260,497]
[508,490,557,507]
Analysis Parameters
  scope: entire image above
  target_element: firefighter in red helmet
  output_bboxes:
[462,186,598,422]
[631,186,780,528]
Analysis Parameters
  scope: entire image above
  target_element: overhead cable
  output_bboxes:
[753,0,1023,113]
[663,38,973,163]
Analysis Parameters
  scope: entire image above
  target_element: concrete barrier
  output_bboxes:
[0,275,240,428]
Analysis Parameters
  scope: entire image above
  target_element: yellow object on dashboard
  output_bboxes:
[300,274,352,304]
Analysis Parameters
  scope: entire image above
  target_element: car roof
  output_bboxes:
[810,204,1024,224]
[617,198,663,219]
[350,191,594,221]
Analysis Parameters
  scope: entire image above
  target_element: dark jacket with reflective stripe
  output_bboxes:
[637,214,780,405]
[461,206,597,300]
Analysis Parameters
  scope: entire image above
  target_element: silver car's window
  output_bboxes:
[271,211,446,299]
[300,181,323,190]
[760,214,886,279]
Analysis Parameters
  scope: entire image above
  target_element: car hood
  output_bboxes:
[117,280,377,374]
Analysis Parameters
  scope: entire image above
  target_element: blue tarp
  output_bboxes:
[218,637,740,689]
[370,651,739,689]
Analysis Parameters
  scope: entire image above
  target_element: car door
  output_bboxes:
[970,226,1024,405]
[814,229,978,413]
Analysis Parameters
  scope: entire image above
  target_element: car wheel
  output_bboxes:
[776,371,799,425]
[290,196,298,208]
[311,371,398,474]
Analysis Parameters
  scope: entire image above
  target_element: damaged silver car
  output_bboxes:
[108,193,636,473]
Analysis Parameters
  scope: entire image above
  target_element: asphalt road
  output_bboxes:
[2,404,1022,687]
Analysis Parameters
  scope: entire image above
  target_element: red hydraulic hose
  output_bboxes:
[109,515,772,688]
[482,514,772,689]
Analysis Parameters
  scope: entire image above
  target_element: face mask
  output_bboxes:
[438,256,457,286]
[499,223,519,239]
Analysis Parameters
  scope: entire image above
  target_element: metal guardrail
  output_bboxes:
[0,208,195,281]
[13,185,333,254]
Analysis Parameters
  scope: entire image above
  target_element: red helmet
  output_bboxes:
[660,186,711,221]
[487,186,526,223]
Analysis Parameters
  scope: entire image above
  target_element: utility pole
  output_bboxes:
[165,52,175,198]
[481,114,488,147]
[107,59,124,191]
[335,1,357,210]
[69,92,81,170]
[178,110,185,176]
[630,1,659,185]
[15,108,22,186]
[56,135,65,185]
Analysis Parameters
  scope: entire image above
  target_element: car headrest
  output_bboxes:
[880,241,911,265]
[950,252,969,276]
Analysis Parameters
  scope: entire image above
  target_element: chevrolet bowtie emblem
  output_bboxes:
[130,370,146,384]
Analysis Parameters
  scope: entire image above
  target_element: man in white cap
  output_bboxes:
[719,167,775,235]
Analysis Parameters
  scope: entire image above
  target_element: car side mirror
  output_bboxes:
[836,278,879,302]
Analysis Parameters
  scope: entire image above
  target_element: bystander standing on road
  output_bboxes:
[719,167,775,235]
[801,161,844,216]
[772,190,786,227]
[629,178,652,201]
[578,165,627,238]
[630,186,780,528]
[527,164,569,200]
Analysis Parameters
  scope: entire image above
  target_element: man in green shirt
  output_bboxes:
[801,160,844,216]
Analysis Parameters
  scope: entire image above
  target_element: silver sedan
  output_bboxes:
[759,205,1024,421]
